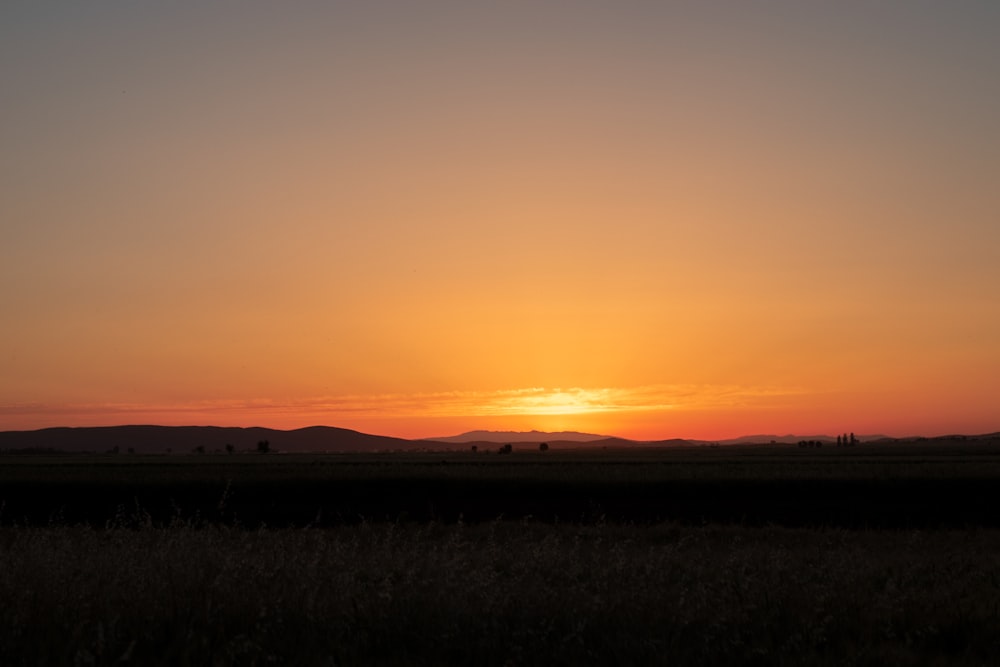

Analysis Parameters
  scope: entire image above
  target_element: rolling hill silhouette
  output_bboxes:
[0,425,413,454]
[425,429,610,444]
[1,426,997,454]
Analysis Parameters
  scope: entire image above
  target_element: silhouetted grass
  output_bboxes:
[3,449,1000,663]
[1,521,999,665]
[6,447,1000,528]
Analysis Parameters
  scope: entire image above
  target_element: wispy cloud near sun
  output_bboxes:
[0,384,805,430]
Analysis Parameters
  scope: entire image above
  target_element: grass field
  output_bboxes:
[2,444,1000,664]
[4,444,1000,528]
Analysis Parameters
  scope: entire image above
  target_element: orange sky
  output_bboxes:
[2,3,999,440]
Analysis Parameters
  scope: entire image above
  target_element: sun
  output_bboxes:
[500,389,612,416]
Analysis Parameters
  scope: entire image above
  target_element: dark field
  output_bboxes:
[4,444,1000,528]
[3,444,1000,665]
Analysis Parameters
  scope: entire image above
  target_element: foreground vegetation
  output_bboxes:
[5,444,1000,528]
[2,521,999,666]
[3,445,1000,664]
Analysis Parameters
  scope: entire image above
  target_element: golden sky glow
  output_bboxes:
[2,3,999,439]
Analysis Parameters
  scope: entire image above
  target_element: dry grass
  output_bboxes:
[2,521,999,665]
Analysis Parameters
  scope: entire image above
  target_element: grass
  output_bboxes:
[2,521,1000,665]
[3,446,1000,664]
[6,446,1000,528]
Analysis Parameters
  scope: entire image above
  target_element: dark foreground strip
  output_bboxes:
[2,477,997,528]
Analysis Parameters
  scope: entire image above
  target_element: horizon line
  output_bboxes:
[3,423,998,443]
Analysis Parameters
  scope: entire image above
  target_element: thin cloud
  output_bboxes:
[1,384,806,425]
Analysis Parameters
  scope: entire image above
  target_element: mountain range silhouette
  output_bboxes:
[1,425,996,454]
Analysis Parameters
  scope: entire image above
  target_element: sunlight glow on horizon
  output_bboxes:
[4,382,995,442]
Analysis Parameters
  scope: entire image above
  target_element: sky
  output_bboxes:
[2,2,998,440]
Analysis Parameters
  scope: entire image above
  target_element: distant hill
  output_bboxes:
[425,430,610,444]
[3,425,997,454]
[643,438,703,447]
[424,432,707,450]
[0,425,415,454]
[716,434,889,445]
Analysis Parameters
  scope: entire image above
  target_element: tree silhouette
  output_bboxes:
[257,440,270,454]
[225,443,234,455]
[539,442,549,452]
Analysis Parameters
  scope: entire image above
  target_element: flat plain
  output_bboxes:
[2,442,1000,665]
[4,441,1000,527]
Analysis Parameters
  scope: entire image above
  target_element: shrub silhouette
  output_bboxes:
[539,442,549,452]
